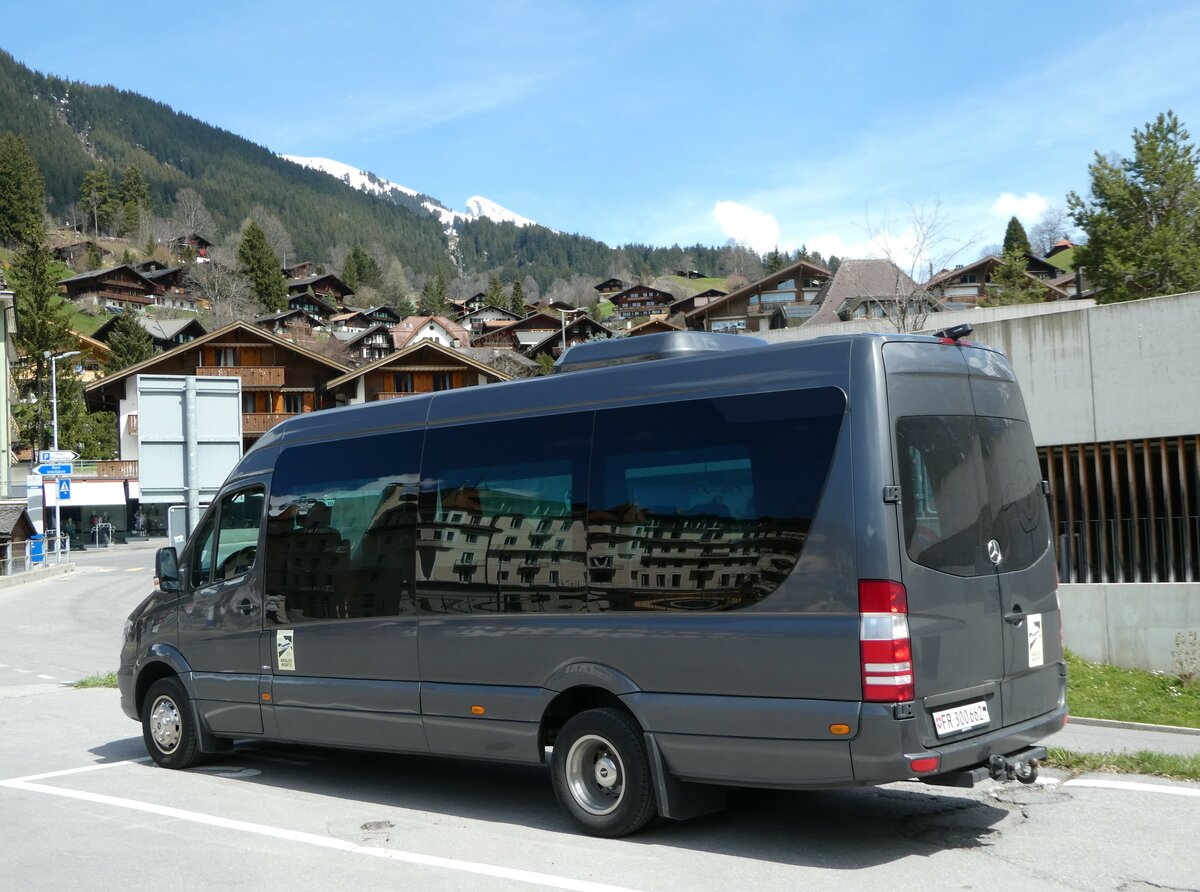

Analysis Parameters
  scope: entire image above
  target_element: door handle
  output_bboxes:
[236,598,260,616]
[1004,608,1025,626]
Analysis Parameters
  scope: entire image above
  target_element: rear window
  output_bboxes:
[897,415,1047,576]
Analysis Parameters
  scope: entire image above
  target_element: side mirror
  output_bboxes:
[155,546,181,594]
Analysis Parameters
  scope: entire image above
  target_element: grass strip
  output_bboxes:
[1045,747,1200,781]
[74,671,118,689]
[1066,650,1200,729]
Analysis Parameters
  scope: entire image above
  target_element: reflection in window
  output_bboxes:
[265,433,422,622]
[588,390,845,610]
[418,414,592,614]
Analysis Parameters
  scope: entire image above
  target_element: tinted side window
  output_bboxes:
[265,432,423,622]
[897,415,1047,576]
[588,389,845,611]
[418,413,592,613]
[189,512,217,588]
[214,489,264,581]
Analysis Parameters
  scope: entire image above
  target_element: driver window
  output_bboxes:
[214,488,265,582]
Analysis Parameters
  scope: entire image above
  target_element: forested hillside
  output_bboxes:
[0,49,764,287]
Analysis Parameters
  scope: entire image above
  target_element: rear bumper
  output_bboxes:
[850,699,1067,784]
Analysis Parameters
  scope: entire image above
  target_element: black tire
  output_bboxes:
[551,707,656,838]
[141,676,202,769]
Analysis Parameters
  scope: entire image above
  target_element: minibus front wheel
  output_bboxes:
[551,707,656,837]
[142,676,202,769]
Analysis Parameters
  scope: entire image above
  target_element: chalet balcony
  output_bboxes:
[374,391,414,401]
[71,460,139,478]
[195,366,285,387]
[242,412,297,434]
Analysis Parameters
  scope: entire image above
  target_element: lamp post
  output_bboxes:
[45,349,80,562]
[559,307,584,356]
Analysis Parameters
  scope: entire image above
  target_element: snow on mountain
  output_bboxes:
[281,155,541,230]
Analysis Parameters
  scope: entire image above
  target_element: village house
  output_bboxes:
[392,315,470,349]
[323,339,511,404]
[609,285,675,322]
[471,311,560,351]
[57,265,156,311]
[523,315,613,361]
[926,253,1071,305]
[91,314,208,353]
[286,273,354,306]
[333,323,395,364]
[458,305,523,338]
[84,321,351,457]
[684,258,832,334]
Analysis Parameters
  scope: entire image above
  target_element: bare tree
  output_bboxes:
[1028,206,1076,256]
[247,206,294,266]
[170,188,216,240]
[858,200,976,332]
[186,262,257,326]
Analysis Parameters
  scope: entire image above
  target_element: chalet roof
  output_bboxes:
[809,259,922,325]
[684,257,832,320]
[524,315,612,353]
[56,264,155,289]
[328,311,373,325]
[254,309,319,325]
[594,278,627,291]
[139,266,183,281]
[626,315,685,337]
[173,232,213,248]
[392,315,471,348]
[91,314,207,344]
[83,320,351,395]
[462,305,521,321]
[693,288,727,299]
[612,284,673,301]
[0,503,34,540]
[287,273,352,294]
[324,338,513,389]
[458,346,540,371]
[927,252,1060,287]
[332,323,391,345]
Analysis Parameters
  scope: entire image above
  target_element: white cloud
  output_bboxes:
[712,201,781,254]
[991,192,1050,223]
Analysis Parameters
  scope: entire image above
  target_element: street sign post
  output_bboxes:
[38,449,79,464]
[34,463,73,476]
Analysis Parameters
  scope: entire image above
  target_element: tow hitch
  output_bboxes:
[921,745,1047,788]
[989,752,1040,784]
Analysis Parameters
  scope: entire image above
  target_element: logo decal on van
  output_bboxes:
[987,539,1003,566]
[1027,614,1043,668]
[277,629,295,671]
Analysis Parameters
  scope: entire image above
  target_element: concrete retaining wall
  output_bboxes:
[1059,582,1200,672]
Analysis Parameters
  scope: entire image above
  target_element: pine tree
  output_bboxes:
[105,313,157,372]
[983,248,1043,306]
[118,164,150,235]
[0,132,45,247]
[9,221,74,449]
[237,221,287,311]
[484,272,505,308]
[419,271,450,316]
[1002,216,1031,255]
[510,276,526,314]
[1069,110,1200,302]
[79,166,117,236]
[393,293,417,318]
[765,246,786,274]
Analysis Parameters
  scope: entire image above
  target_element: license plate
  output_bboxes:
[932,700,991,737]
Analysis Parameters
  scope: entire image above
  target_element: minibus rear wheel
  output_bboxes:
[142,676,202,769]
[551,707,655,837]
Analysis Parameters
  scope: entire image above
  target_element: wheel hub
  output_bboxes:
[149,696,181,753]
[564,733,626,816]
[594,755,618,789]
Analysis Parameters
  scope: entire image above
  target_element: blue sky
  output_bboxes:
[5,1,1200,261]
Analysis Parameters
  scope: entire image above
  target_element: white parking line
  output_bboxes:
[0,767,641,892]
[1063,778,1200,799]
[123,568,146,573]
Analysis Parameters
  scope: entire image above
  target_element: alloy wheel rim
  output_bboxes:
[564,733,625,816]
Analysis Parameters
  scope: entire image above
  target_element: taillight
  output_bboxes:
[860,579,914,702]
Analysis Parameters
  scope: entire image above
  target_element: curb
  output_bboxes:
[0,563,77,591]
[1069,715,1200,737]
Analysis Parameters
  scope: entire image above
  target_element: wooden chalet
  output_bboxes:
[685,258,831,334]
[54,241,112,269]
[594,278,628,296]
[392,316,471,349]
[333,323,395,364]
[363,305,402,326]
[471,311,559,350]
[324,339,511,404]
[326,311,375,333]
[926,253,1070,305]
[91,315,207,352]
[254,309,321,339]
[626,315,686,338]
[524,315,613,360]
[57,265,157,311]
[84,321,351,456]
[170,232,214,259]
[286,273,354,305]
[288,290,338,320]
[610,284,675,321]
[282,261,320,279]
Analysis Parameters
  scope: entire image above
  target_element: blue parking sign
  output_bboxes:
[57,478,71,501]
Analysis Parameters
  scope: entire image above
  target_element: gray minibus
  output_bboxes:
[119,329,1066,837]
